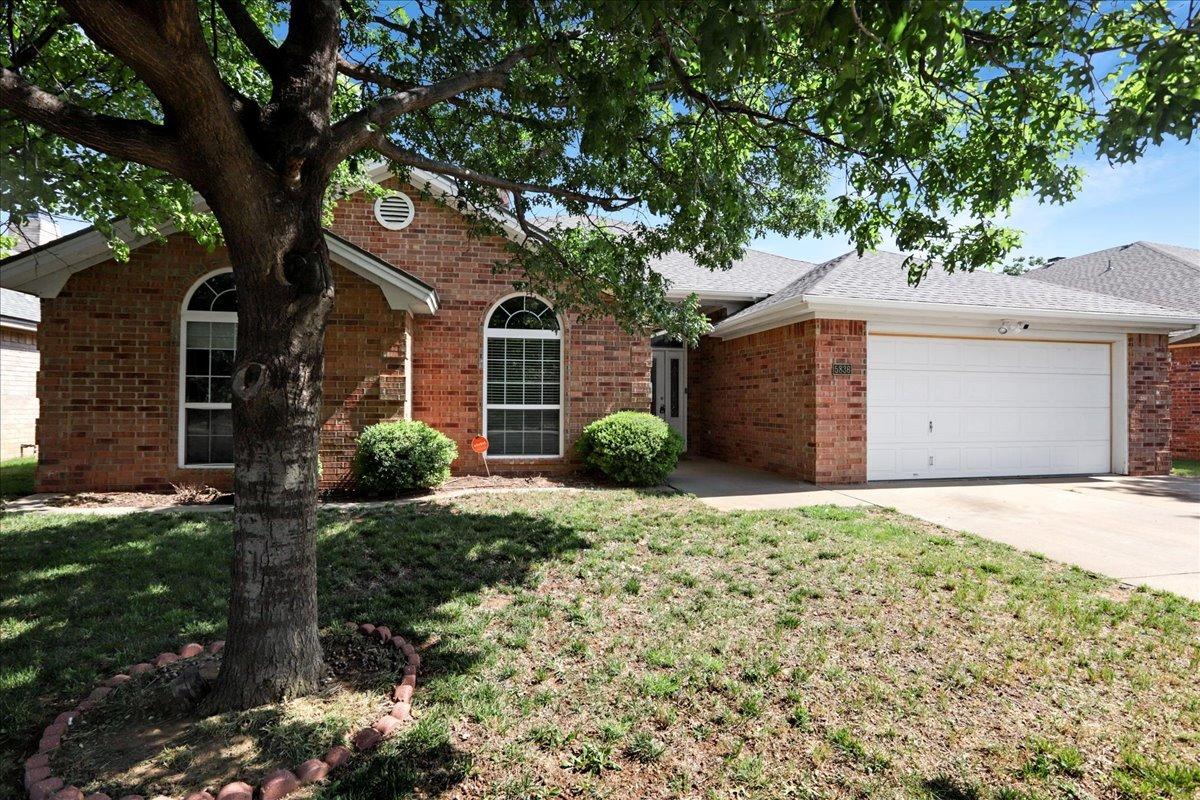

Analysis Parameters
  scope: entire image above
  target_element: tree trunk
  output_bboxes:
[206,199,334,711]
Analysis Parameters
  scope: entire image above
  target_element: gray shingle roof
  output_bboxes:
[1022,241,1200,313]
[531,215,816,297]
[650,249,816,297]
[0,287,40,325]
[714,250,1196,334]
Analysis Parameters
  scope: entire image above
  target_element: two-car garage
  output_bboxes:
[701,249,1188,484]
[866,334,1112,481]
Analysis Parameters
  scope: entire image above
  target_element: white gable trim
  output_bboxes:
[0,219,172,297]
[711,295,1200,340]
[0,163,523,306]
[325,235,438,314]
[0,223,438,314]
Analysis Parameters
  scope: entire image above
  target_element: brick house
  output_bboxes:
[0,170,1195,490]
[0,288,40,460]
[1025,242,1200,460]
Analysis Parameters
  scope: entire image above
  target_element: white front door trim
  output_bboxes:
[651,347,687,449]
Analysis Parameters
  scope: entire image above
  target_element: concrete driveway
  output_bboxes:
[669,458,1200,600]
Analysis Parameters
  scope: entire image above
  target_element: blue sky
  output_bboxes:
[754,138,1200,264]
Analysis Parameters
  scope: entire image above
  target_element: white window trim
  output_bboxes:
[178,268,237,469]
[482,292,565,460]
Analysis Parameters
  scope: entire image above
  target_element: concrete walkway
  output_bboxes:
[668,457,1200,600]
[667,457,871,511]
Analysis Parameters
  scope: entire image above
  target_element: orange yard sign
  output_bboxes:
[472,435,490,476]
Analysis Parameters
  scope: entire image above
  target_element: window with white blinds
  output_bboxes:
[484,296,562,457]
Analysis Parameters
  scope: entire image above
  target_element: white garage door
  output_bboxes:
[867,335,1111,481]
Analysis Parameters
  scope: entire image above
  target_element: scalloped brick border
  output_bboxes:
[23,623,420,800]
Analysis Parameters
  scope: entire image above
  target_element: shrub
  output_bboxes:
[576,411,684,486]
[353,421,458,493]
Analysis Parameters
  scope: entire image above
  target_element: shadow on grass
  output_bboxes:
[0,456,36,500]
[0,501,587,798]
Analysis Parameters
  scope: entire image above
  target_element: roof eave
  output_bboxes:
[0,220,178,297]
[664,289,771,303]
[0,315,37,331]
[804,297,1200,332]
[710,296,814,339]
[323,233,439,315]
[712,295,1199,340]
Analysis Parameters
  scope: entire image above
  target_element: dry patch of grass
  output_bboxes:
[50,632,400,799]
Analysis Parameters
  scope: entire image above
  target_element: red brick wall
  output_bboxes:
[35,241,411,492]
[328,184,649,476]
[689,322,812,480]
[35,186,649,492]
[688,319,866,484]
[1169,343,1200,460]
[318,274,410,488]
[811,319,867,484]
[1127,333,1172,476]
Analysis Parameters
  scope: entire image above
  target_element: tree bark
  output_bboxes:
[206,196,334,710]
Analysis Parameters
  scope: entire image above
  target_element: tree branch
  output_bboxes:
[0,67,184,174]
[57,0,193,107]
[324,38,565,170]
[215,0,280,71]
[336,55,413,92]
[370,137,641,211]
[9,13,67,70]
[652,19,865,158]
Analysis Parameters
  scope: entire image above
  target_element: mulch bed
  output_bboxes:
[25,473,599,509]
[24,624,420,800]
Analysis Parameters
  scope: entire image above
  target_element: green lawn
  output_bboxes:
[0,456,36,500]
[1172,458,1200,478]
[2,492,1198,800]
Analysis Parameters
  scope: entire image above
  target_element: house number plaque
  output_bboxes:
[831,362,853,375]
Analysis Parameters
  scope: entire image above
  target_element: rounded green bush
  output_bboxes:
[576,411,684,486]
[353,420,458,493]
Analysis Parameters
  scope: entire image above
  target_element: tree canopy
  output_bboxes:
[4,0,1196,340]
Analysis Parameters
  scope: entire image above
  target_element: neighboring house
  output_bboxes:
[0,288,40,460]
[0,170,1195,492]
[1024,242,1200,460]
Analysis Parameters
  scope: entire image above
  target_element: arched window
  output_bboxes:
[180,270,237,466]
[484,295,562,457]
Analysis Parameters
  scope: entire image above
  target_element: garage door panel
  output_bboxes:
[871,373,897,403]
[897,448,929,473]
[930,375,962,402]
[897,374,930,402]
[866,410,896,439]
[867,335,1111,480]
[961,375,993,403]
[896,411,931,439]
[993,446,1024,471]
[892,338,930,366]
[928,341,961,367]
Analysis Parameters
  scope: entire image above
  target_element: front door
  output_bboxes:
[651,347,687,447]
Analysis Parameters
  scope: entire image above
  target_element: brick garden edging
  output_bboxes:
[23,623,421,800]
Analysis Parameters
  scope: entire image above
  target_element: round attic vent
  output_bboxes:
[373,192,415,230]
